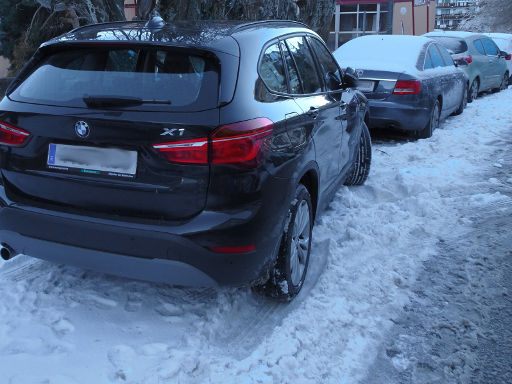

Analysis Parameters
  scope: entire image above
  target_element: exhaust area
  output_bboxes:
[0,243,16,261]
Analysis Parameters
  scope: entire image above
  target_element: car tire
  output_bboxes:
[452,85,468,116]
[344,122,371,186]
[468,78,479,103]
[257,184,313,300]
[417,99,440,139]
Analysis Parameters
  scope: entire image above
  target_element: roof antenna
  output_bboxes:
[139,0,164,29]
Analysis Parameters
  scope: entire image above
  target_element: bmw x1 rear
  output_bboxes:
[0,20,370,299]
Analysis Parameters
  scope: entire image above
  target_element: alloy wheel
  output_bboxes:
[290,199,310,286]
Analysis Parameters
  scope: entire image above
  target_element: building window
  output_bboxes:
[331,2,389,49]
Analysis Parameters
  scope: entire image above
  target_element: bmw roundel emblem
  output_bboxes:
[75,121,90,138]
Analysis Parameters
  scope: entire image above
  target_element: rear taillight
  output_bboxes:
[152,118,274,167]
[211,118,273,166]
[464,55,473,64]
[153,138,208,164]
[393,80,421,95]
[506,54,511,61]
[0,121,30,146]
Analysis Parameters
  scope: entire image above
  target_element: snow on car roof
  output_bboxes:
[333,35,431,74]
[484,33,512,41]
[424,31,482,39]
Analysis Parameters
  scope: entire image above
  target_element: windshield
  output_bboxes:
[10,47,219,111]
[429,37,468,54]
[493,38,509,51]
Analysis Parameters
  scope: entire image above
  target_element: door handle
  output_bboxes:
[306,107,319,119]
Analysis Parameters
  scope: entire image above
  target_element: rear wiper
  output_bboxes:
[83,96,172,108]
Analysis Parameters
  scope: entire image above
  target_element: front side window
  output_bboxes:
[11,47,219,111]
[474,39,486,55]
[482,39,499,56]
[285,36,323,94]
[307,36,342,92]
[259,43,288,93]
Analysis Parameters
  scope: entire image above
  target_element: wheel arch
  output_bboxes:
[298,166,319,220]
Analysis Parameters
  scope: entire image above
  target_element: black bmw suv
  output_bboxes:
[0,19,370,299]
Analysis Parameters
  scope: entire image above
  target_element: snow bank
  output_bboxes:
[0,87,511,383]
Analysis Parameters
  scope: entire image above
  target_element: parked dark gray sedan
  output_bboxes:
[334,35,468,138]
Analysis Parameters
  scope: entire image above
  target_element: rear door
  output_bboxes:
[0,45,223,221]
[473,39,493,89]
[427,44,453,114]
[282,35,343,190]
[437,44,464,112]
[481,38,504,87]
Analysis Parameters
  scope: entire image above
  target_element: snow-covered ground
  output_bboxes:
[1,88,511,384]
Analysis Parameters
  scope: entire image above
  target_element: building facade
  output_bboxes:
[330,0,437,50]
[435,0,478,30]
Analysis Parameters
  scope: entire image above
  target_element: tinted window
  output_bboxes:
[482,39,499,56]
[259,43,287,93]
[285,36,323,94]
[429,36,468,54]
[280,41,302,94]
[12,47,219,111]
[474,39,486,55]
[424,53,433,70]
[437,45,455,67]
[307,37,342,91]
[428,45,444,68]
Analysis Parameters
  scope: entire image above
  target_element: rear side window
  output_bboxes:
[285,36,323,94]
[280,41,302,94]
[259,43,287,93]
[11,47,219,111]
[474,40,486,55]
[429,37,468,54]
[482,39,499,56]
[424,54,433,70]
[428,45,445,68]
[307,36,342,92]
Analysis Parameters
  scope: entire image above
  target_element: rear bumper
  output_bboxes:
[368,100,430,132]
[0,182,289,286]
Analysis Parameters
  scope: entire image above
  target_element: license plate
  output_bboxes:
[357,80,375,92]
[47,143,137,178]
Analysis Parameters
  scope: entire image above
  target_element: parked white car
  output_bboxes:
[485,33,512,84]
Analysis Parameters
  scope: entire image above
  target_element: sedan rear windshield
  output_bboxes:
[429,37,468,54]
[10,47,219,111]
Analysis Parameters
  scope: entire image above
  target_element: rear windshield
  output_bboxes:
[10,47,219,111]
[429,37,468,54]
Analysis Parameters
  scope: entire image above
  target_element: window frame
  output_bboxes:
[257,41,289,95]
[257,32,344,99]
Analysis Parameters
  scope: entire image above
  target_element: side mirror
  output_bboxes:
[326,71,342,91]
[342,67,359,88]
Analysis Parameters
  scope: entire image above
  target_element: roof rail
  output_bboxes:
[68,20,145,34]
[230,20,309,33]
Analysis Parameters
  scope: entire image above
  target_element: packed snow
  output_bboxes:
[1,87,511,383]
